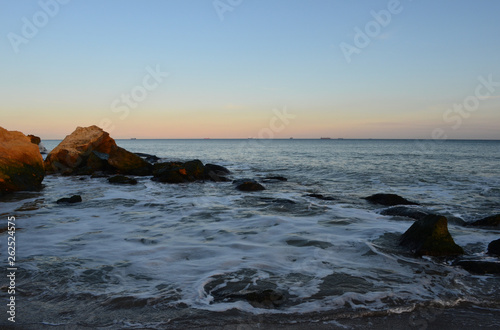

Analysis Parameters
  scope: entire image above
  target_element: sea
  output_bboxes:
[1,139,500,329]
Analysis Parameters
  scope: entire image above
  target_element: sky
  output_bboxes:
[1,0,499,139]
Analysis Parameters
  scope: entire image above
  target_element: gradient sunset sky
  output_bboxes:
[1,0,499,139]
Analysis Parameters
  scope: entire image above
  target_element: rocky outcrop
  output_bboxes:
[44,126,152,176]
[399,215,464,257]
[0,127,45,194]
[488,239,500,256]
[364,193,419,206]
[233,179,266,192]
[468,214,500,228]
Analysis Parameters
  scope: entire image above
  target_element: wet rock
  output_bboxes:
[56,195,82,204]
[44,125,152,176]
[306,193,336,201]
[364,193,419,206]
[453,260,500,275]
[381,206,429,220]
[108,175,137,185]
[0,127,45,194]
[205,163,231,175]
[134,152,160,164]
[399,214,464,257]
[153,160,205,183]
[233,179,265,192]
[488,239,500,256]
[468,214,500,228]
[15,199,45,211]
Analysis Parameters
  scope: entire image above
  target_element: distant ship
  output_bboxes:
[337,138,344,140]
[130,138,137,140]
[320,137,331,140]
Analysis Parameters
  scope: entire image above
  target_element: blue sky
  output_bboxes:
[1,0,499,139]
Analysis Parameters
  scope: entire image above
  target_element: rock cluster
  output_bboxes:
[0,127,45,194]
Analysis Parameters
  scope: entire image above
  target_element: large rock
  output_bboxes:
[399,215,464,257]
[0,127,45,194]
[233,179,266,192]
[488,239,500,256]
[44,126,152,176]
[364,193,419,206]
[381,206,428,220]
[468,214,500,228]
[152,160,205,183]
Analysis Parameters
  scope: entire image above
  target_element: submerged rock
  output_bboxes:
[381,206,428,220]
[306,193,336,201]
[453,259,500,275]
[108,175,137,185]
[204,163,231,182]
[134,152,160,164]
[0,127,45,194]
[233,179,266,192]
[468,214,500,228]
[488,239,500,256]
[261,176,288,183]
[364,193,419,206]
[44,125,152,176]
[56,195,82,204]
[399,215,464,257]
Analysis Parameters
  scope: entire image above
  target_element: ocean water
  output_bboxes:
[1,139,500,328]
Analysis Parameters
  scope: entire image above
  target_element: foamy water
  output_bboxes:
[1,139,499,327]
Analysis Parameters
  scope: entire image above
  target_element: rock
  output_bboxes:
[488,239,500,256]
[134,152,160,164]
[0,127,45,194]
[152,160,205,183]
[306,193,336,201]
[233,179,266,192]
[381,206,429,220]
[468,214,500,228]
[399,214,464,257]
[108,175,137,185]
[261,176,288,183]
[27,134,48,154]
[364,193,419,206]
[56,195,82,204]
[44,126,152,176]
[453,260,500,275]
[205,163,231,175]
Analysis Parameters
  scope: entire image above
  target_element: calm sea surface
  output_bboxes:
[1,139,499,328]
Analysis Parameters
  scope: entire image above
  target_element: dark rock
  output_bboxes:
[261,176,288,183]
[453,260,500,275]
[399,214,464,257]
[306,193,336,201]
[205,163,231,175]
[364,193,419,206]
[108,175,137,185]
[381,206,429,220]
[233,179,266,192]
[153,160,205,183]
[134,152,160,164]
[0,127,45,194]
[56,195,82,204]
[468,214,500,228]
[27,134,41,145]
[488,239,500,256]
